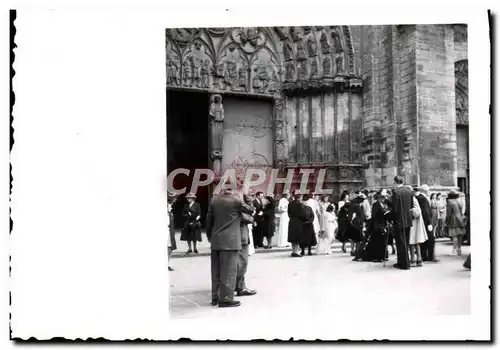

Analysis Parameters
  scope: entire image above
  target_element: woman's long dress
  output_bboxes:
[299,205,317,249]
[180,202,202,242]
[276,198,290,247]
[409,197,428,245]
[305,198,321,235]
[261,197,276,242]
[358,201,389,261]
[445,198,465,237]
[316,212,335,255]
[321,202,337,243]
[336,202,350,243]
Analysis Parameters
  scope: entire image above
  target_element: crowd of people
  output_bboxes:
[166,175,471,307]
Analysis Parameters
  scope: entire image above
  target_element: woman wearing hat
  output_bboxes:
[445,190,466,256]
[336,191,351,253]
[355,191,391,262]
[181,193,202,254]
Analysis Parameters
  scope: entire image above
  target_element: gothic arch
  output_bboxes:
[165,25,361,95]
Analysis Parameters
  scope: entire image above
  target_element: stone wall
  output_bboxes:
[352,24,463,190]
[415,24,457,188]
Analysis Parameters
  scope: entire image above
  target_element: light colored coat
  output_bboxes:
[409,197,428,245]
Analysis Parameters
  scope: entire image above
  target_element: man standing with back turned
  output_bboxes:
[206,188,254,308]
[391,175,414,270]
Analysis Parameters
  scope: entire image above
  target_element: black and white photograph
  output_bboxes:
[6,2,493,343]
[166,23,474,318]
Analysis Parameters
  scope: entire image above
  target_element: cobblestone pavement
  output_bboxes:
[169,241,471,319]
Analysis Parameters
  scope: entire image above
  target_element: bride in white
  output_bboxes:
[276,193,291,247]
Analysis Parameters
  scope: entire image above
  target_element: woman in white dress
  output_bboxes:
[316,204,336,254]
[320,195,337,244]
[276,193,291,247]
[248,222,255,256]
[409,194,428,267]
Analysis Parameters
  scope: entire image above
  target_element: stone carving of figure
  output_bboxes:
[213,63,225,89]
[223,60,237,89]
[210,94,224,122]
[303,26,312,35]
[238,66,247,89]
[252,68,261,91]
[323,56,332,77]
[336,55,344,74]
[284,42,294,61]
[209,94,224,173]
[253,66,270,93]
[320,32,331,54]
[307,37,318,56]
[332,33,343,53]
[310,58,318,78]
[290,27,301,41]
[296,41,307,60]
[285,62,296,81]
[182,61,191,86]
[267,70,279,93]
[274,27,288,40]
[297,61,308,80]
[191,56,201,87]
[167,58,179,86]
[240,27,260,47]
[200,60,210,88]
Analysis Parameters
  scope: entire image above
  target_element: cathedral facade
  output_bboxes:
[165,25,469,199]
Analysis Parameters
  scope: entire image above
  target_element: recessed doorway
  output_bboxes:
[167,89,210,229]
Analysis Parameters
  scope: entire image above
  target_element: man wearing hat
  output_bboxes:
[206,188,254,308]
[180,192,202,254]
[415,184,439,263]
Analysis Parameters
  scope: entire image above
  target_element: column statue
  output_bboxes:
[209,94,224,176]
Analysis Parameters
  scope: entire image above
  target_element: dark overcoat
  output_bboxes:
[391,186,414,229]
[347,197,365,242]
[299,205,317,248]
[416,193,432,228]
[180,202,202,242]
[287,200,307,243]
[206,193,254,251]
[262,197,276,238]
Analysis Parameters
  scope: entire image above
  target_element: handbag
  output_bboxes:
[241,212,254,225]
[188,221,201,228]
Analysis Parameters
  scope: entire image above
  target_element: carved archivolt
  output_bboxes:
[455,59,468,125]
[165,26,361,96]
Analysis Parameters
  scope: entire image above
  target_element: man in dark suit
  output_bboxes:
[287,190,306,257]
[415,184,439,263]
[206,188,254,307]
[391,175,414,270]
[235,193,257,297]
